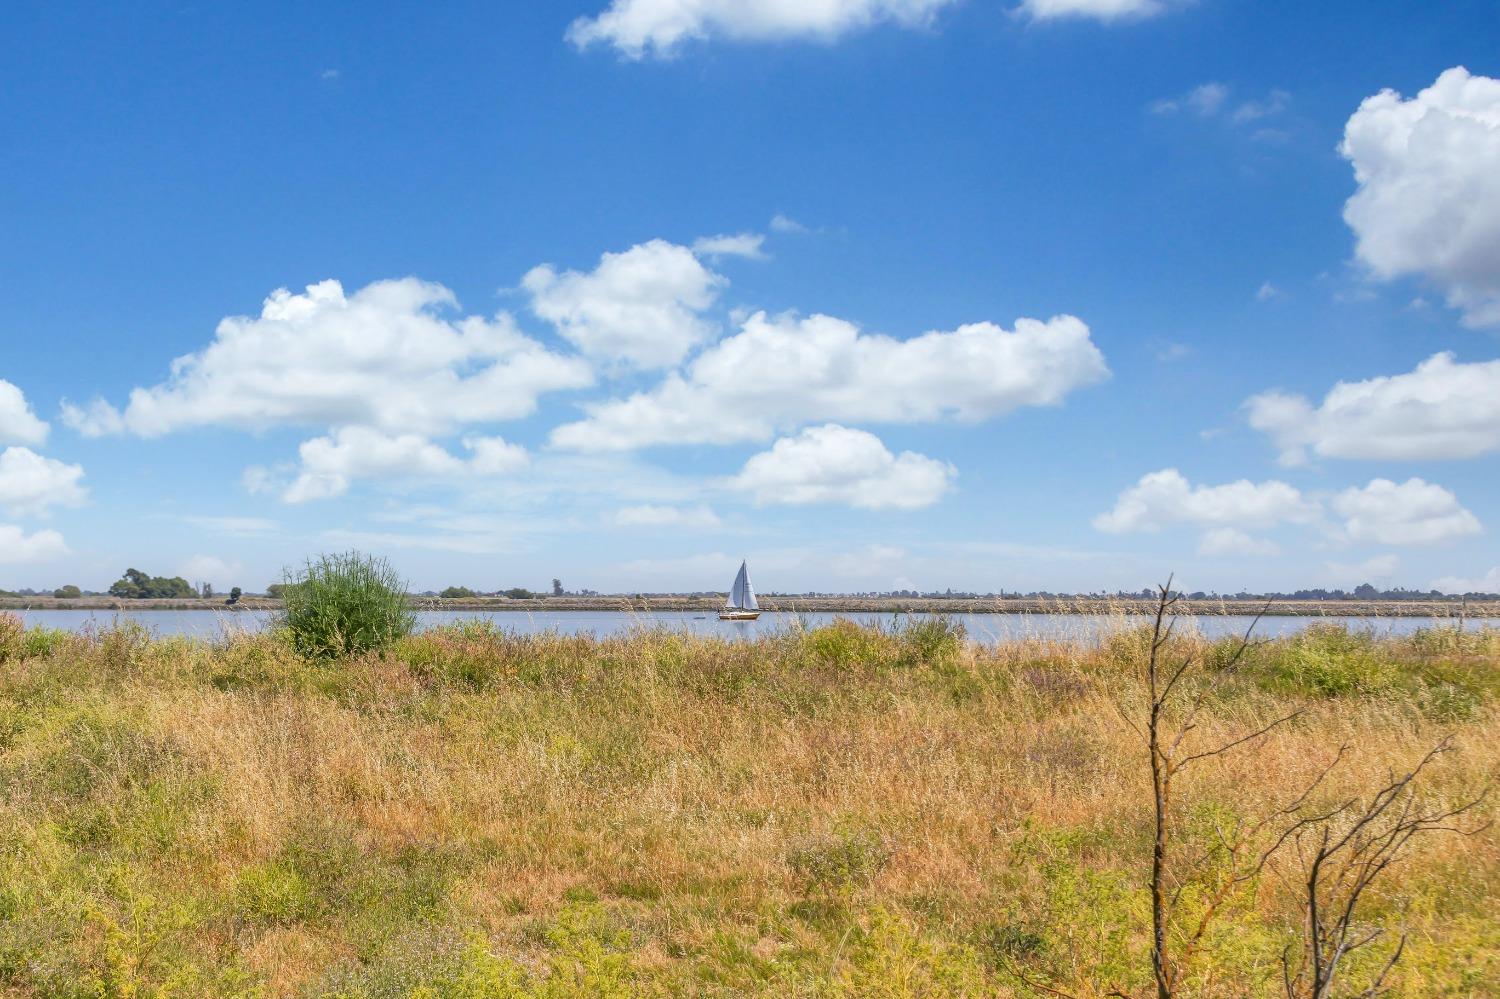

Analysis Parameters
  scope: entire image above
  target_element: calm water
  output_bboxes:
[10,609,1480,643]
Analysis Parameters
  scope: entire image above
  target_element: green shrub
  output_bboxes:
[802,619,886,667]
[1268,624,1396,697]
[279,552,416,660]
[897,615,965,668]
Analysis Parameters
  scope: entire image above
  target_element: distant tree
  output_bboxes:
[108,569,195,599]
[265,583,287,600]
[552,578,564,597]
[440,586,477,599]
[1354,582,1379,599]
[53,585,82,599]
[200,582,215,600]
[225,586,242,605]
[502,587,534,600]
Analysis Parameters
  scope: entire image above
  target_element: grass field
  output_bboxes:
[0,612,1495,997]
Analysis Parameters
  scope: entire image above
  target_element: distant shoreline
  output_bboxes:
[5,595,1498,618]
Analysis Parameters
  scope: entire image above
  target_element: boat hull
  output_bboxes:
[718,610,762,621]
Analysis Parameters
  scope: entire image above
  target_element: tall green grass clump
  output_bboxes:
[279,551,415,660]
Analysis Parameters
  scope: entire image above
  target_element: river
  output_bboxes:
[10,609,1481,643]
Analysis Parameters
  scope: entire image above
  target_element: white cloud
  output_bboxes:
[553,311,1108,450]
[0,447,87,517]
[1151,83,1290,130]
[1341,67,1500,328]
[1321,554,1400,587]
[613,504,723,528]
[1331,478,1481,546]
[568,0,958,58]
[59,399,125,437]
[1432,566,1500,594]
[692,232,767,260]
[1098,468,1482,556]
[770,213,809,234]
[523,240,725,369]
[1245,353,1500,465]
[178,555,245,588]
[1151,82,1228,117]
[1231,89,1290,123]
[0,524,68,563]
[63,278,592,438]
[0,381,48,446]
[1094,468,1319,536]
[1256,281,1282,302]
[725,424,954,510]
[282,428,529,503]
[1197,528,1280,557]
[465,436,532,475]
[1021,0,1173,23]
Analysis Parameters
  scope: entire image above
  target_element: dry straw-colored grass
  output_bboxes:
[0,614,1495,997]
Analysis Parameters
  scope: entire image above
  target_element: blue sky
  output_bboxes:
[3,0,1500,595]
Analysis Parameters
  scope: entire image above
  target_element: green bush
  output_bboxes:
[1266,624,1396,697]
[897,615,965,668]
[279,552,415,660]
[802,619,886,667]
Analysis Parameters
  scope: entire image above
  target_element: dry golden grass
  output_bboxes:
[0,615,1495,997]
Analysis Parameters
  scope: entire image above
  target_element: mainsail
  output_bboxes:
[726,560,758,611]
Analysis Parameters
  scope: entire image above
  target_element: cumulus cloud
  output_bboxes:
[725,424,955,509]
[281,428,529,503]
[1341,67,1500,327]
[0,524,68,563]
[1245,353,1500,465]
[0,447,87,517]
[553,311,1109,450]
[0,381,48,446]
[1099,469,1481,554]
[567,0,958,58]
[62,278,593,438]
[1093,468,1319,535]
[613,504,723,528]
[523,240,725,369]
[1331,478,1481,546]
[1432,566,1500,595]
[1020,0,1174,23]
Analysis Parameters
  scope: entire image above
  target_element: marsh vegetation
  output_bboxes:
[0,604,1494,996]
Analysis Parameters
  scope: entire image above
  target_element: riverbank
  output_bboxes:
[0,615,1493,995]
[5,593,1498,617]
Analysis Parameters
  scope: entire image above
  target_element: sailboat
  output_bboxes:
[719,559,761,621]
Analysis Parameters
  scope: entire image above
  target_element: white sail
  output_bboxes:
[727,560,758,611]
